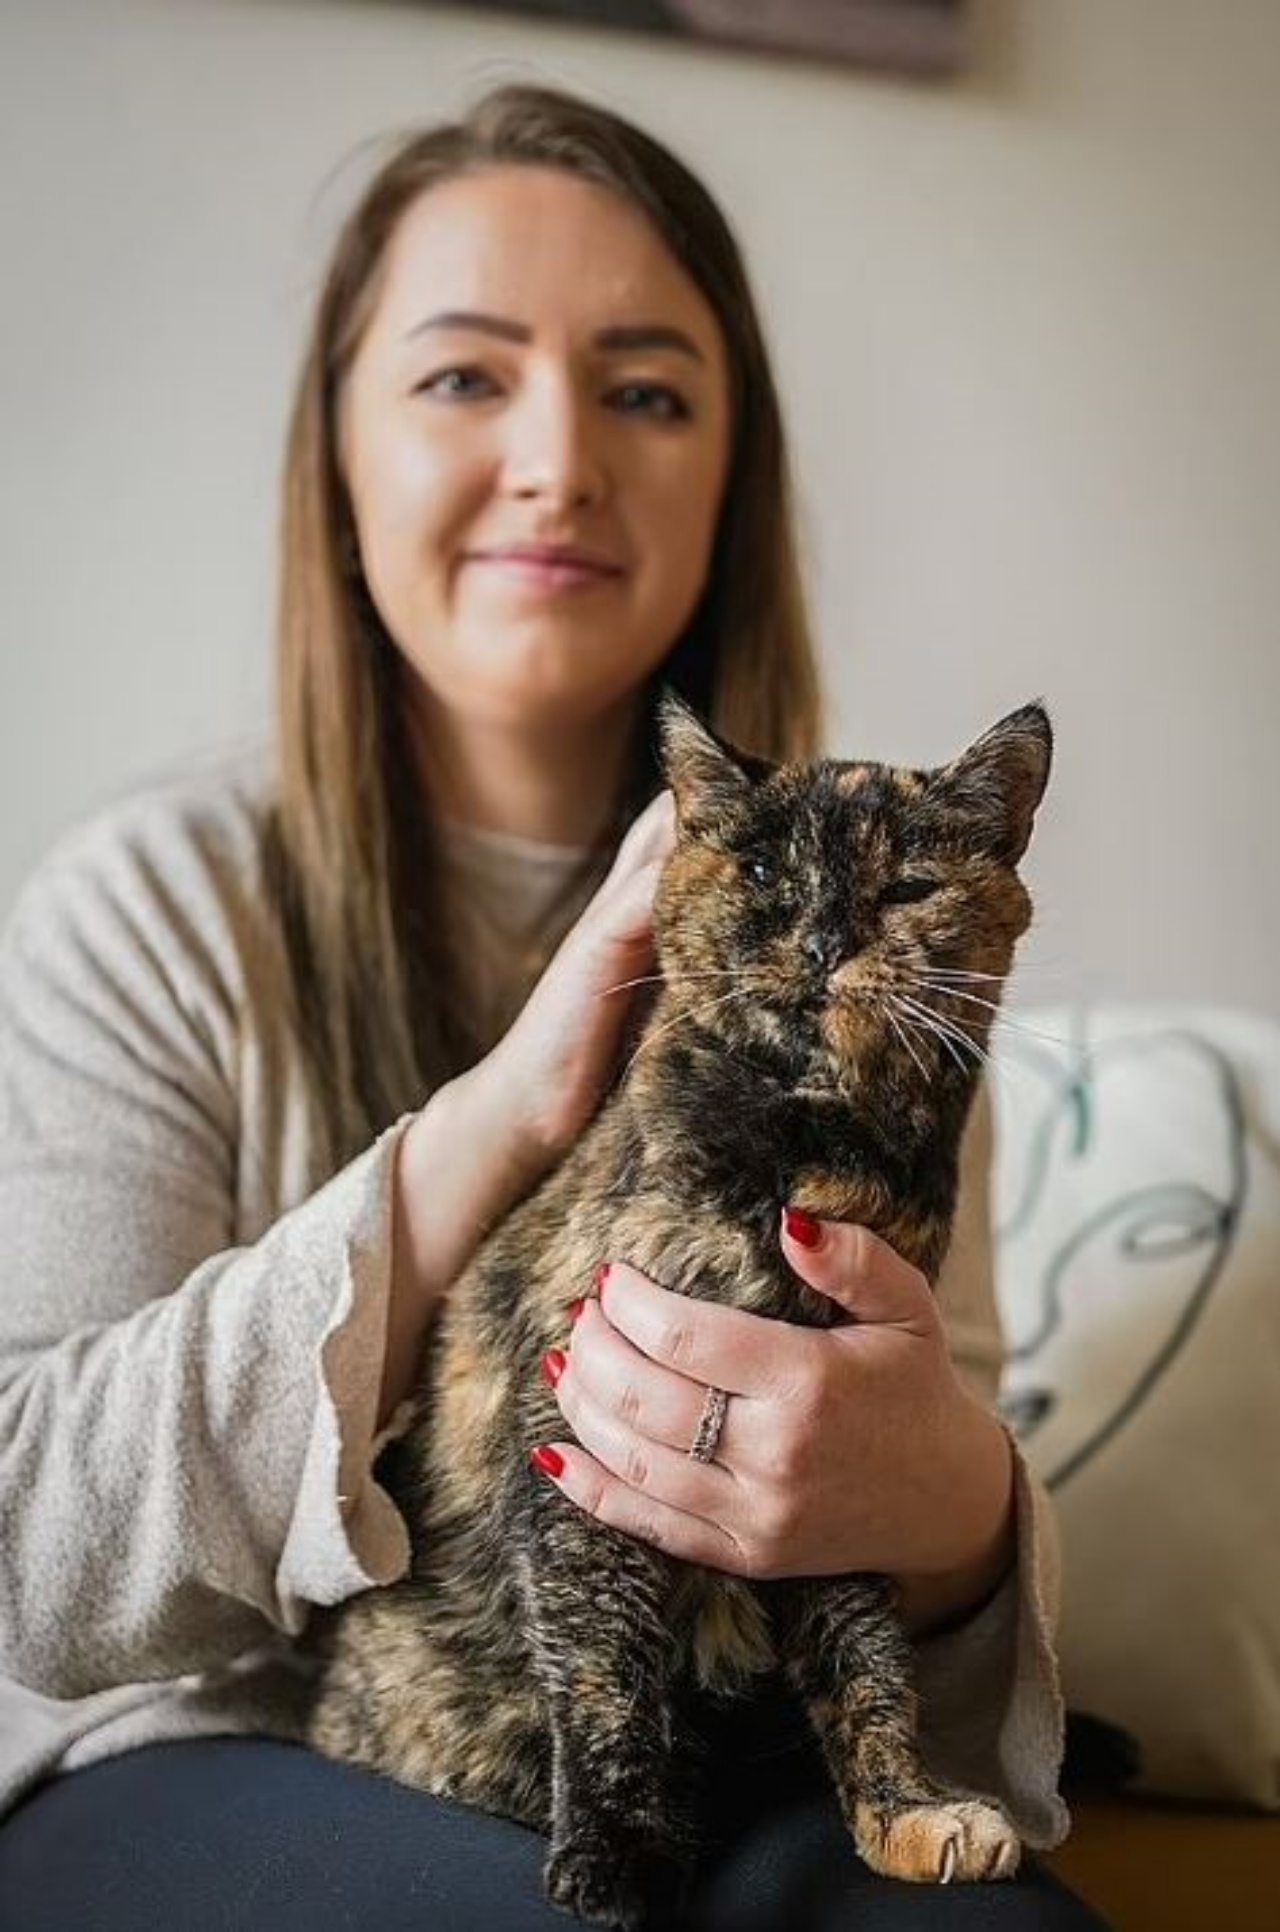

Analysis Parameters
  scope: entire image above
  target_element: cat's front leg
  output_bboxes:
[523,1483,696,1931]
[775,1574,1021,1885]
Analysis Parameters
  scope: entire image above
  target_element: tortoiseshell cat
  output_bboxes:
[306,695,1053,1928]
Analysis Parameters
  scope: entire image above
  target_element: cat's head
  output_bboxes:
[653,694,1052,1088]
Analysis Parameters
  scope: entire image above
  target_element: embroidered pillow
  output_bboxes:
[992,1004,1280,1809]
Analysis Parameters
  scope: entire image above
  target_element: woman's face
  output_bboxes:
[340,166,732,737]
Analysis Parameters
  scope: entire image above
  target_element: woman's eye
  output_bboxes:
[881,876,940,908]
[609,382,690,422]
[416,366,498,401]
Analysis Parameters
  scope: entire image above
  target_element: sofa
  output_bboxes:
[991,1005,1280,1927]
[1047,1792,1280,1930]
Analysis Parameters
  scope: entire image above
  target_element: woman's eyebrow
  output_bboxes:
[594,323,705,364]
[406,309,528,344]
[405,309,706,363]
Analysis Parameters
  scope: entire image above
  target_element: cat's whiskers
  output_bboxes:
[908,979,1071,1049]
[883,1002,933,1084]
[598,969,754,999]
[893,988,1057,1100]
[911,977,1006,1008]
[622,985,757,1076]
[891,994,980,1075]
[892,994,991,1074]
[922,962,1011,981]
[900,983,991,1038]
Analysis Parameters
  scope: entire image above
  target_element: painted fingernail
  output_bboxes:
[567,1298,586,1325]
[530,1444,565,1478]
[783,1206,824,1250]
[594,1262,611,1302]
[541,1348,567,1389]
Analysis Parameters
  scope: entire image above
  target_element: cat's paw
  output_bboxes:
[854,1797,1021,1884]
[543,1838,647,1930]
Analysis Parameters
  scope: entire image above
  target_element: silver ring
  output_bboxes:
[689,1384,729,1463]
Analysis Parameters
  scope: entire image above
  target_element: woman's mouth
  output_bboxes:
[465,545,625,595]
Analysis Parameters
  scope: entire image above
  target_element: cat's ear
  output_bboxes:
[935,701,1053,865]
[657,690,761,829]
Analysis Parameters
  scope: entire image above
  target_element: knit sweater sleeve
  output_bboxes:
[0,789,411,1702]
[919,1083,1070,1849]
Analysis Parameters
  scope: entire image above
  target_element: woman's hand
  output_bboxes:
[383,791,675,1425]
[479,788,677,1175]
[533,1213,1017,1637]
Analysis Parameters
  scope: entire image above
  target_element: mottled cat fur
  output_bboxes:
[305,696,1053,1928]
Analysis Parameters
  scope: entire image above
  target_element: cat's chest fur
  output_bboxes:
[417,1021,967,1712]
[481,1177,839,1698]
[671,1567,778,1693]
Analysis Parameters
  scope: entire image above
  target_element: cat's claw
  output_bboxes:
[985,1835,1022,1881]
[855,1797,1021,1885]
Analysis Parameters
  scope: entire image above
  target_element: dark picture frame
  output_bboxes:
[441,1,970,78]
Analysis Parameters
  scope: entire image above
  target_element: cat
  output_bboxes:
[305,693,1053,1929]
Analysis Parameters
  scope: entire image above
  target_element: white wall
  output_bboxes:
[2,0,1277,1012]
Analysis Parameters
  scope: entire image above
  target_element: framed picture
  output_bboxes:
[442,1,970,78]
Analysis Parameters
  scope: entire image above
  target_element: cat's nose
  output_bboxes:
[804,931,844,975]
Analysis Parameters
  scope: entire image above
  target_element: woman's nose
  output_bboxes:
[503,382,607,508]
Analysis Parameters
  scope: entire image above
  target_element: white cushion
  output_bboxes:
[992,1004,1280,1809]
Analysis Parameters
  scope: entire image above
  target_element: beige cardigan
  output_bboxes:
[0,757,1068,1845]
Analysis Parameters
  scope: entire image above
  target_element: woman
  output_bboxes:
[0,85,1104,1929]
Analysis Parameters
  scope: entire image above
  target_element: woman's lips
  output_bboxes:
[466,548,624,594]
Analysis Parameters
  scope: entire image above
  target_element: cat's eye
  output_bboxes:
[745,856,775,890]
[881,876,940,908]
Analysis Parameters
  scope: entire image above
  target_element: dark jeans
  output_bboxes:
[0,1697,1110,1931]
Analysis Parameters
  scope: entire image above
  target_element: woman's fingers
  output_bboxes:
[534,1232,963,1581]
[530,1415,750,1575]
[552,1360,740,1517]
[537,1320,797,1575]
[580,791,675,957]
[554,1296,752,1463]
[483,794,676,1162]
[780,1210,938,1334]
[603,787,677,883]
[585,858,667,963]
[533,794,673,1012]
[591,1260,818,1403]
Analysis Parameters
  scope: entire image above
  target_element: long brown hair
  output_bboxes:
[267,84,825,1173]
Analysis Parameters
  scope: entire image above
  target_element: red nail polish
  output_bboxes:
[540,1348,567,1389]
[783,1206,823,1250]
[530,1444,565,1478]
[567,1298,586,1324]
[594,1262,611,1302]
